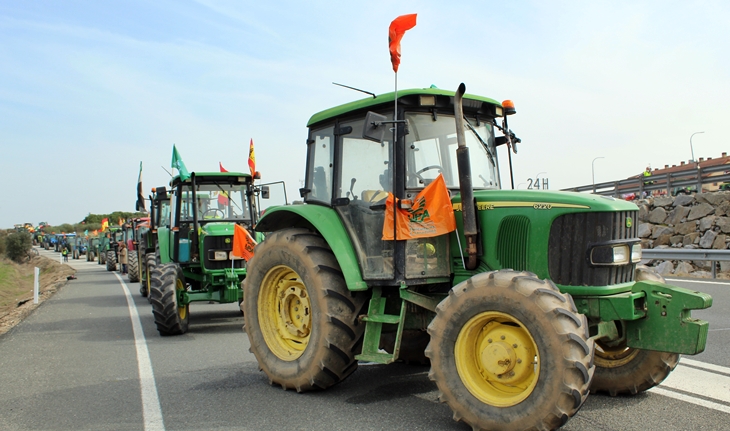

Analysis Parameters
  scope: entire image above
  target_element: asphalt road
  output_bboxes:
[0,247,728,431]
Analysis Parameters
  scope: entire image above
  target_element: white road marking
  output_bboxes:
[659,362,730,403]
[651,387,730,414]
[114,273,165,431]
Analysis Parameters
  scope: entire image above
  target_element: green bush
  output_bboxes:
[0,230,8,255]
[5,231,32,263]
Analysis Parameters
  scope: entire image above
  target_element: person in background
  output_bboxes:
[62,247,69,262]
[119,242,128,275]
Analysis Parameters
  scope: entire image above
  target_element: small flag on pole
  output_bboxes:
[218,162,229,205]
[101,218,109,232]
[248,139,256,177]
[232,224,256,261]
[136,161,146,212]
[171,145,191,181]
[389,14,417,73]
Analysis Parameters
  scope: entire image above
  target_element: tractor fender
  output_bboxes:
[255,205,368,291]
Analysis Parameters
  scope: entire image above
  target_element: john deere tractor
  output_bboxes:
[139,186,170,298]
[242,85,712,431]
[149,171,262,335]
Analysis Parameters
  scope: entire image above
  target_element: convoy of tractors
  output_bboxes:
[32,86,714,431]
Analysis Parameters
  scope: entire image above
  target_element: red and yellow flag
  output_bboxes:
[388,14,417,73]
[232,224,256,261]
[382,173,455,240]
[101,218,109,232]
[218,162,229,205]
[248,138,256,177]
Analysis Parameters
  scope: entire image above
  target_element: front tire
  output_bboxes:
[106,251,116,271]
[140,252,156,299]
[149,263,189,335]
[243,228,367,392]
[128,251,140,282]
[426,270,595,431]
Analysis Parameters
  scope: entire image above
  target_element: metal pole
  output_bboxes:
[592,157,605,192]
[690,131,704,192]
[690,131,704,163]
[33,267,40,304]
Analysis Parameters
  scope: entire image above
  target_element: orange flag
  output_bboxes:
[232,224,256,261]
[218,162,229,205]
[101,218,109,232]
[248,138,256,177]
[382,173,456,240]
[389,14,417,73]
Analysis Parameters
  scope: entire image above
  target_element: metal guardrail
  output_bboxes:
[562,163,730,197]
[642,248,730,278]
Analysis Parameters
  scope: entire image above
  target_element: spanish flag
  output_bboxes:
[101,218,109,232]
[248,138,256,177]
[218,162,230,205]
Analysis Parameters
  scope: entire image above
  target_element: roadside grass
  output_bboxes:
[0,258,33,318]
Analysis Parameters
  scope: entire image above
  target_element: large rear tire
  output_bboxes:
[425,270,595,431]
[106,251,116,271]
[242,228,367,391]
[128,251,140,282]
[140,253,156,299]
[149,263,189,335]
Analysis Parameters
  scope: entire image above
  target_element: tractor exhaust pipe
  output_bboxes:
[454,83,478,270]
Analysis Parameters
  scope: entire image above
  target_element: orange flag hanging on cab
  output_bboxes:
[232,224,256,261]
[382,173,456,240]
[389,14,417,73]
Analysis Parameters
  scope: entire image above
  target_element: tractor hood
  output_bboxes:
[451,190,638,213]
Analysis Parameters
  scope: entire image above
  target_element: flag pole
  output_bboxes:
[392,71,398,241]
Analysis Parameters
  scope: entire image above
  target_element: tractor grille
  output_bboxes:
[203,235,245,270]
[496,216,530,271]
[548,211,637,286]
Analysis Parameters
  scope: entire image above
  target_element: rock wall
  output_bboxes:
[637,191,730,278]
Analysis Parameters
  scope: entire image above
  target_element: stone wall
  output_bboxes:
[637,191,730,278]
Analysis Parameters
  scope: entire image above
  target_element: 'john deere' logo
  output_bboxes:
[626,217,633,228]
[225,238,231,244]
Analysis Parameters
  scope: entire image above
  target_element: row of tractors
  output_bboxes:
[109,84,713,430]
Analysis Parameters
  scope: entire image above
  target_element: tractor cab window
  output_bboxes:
[405,112,499,190]
[178,183,252,224]
[305,127,335,204]
[339,117,392,202]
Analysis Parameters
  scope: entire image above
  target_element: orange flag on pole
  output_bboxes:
[382,173,456,240]
[101,218,109,232]
[232,224,256,261]
[389,14,417,73]
[248,139,256,177]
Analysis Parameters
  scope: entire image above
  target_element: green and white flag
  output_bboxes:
[171,144,190,181]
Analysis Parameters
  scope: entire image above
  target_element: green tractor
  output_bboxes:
[102,227,123,271]
[150,171,263,335]
[139,186,171,298]
[242,85,712,431]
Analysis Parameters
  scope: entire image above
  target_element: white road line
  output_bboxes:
[115,273,165,431]
[660,362,730,403]
[651,387,730,414]
[681,358,730,375]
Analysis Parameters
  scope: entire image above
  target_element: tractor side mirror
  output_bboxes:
[362,111,388,143]
[261,186,270,199]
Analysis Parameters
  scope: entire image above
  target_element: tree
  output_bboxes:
[5,231,32,263]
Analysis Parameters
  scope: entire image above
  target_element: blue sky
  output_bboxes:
[1,1,729,228]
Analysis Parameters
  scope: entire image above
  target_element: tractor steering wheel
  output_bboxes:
[411,165,445,184]
[202,208,226,219]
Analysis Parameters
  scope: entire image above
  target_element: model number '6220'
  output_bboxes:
[533,203,552,210]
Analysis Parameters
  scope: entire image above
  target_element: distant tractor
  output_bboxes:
[150,171,263,335]
[242,85,712,431]
[139,186,170,298]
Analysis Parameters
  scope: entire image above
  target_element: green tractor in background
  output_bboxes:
[242,85,712,431]
[102,227,124,271]
[150,171,265,335]
[139,186,171,299]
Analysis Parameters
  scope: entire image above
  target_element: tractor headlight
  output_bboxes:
[590,244,634,265]
[211,250,228,261]
[631,243,642,263]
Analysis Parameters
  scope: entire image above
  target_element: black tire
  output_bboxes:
[149,263,189,335]
[590,336,678,395]
[243,228,368,392]
[425,270,595,431]
[140,253,156,299]
[106,250,116,271]
[128,251,140,282]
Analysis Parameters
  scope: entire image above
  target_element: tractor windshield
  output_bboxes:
[405,112,499,189]
[179,182,252,224]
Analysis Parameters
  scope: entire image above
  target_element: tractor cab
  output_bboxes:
[297,88,504,284]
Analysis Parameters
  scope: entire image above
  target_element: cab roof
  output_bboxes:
[307,87,502,127]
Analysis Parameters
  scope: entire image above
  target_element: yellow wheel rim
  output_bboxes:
[176,277,187,320]
[594,341,639,368]
[258,265,311,361]
[455,311,539,407]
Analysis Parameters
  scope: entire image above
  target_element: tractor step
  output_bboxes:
[355,287,406,365]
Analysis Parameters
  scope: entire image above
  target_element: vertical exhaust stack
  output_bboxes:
[454,83,478,270]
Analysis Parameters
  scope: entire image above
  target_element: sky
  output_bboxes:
[1,1,729,228]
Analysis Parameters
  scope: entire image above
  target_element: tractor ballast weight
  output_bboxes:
[150,172,263,335]
[243,85,712,431]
